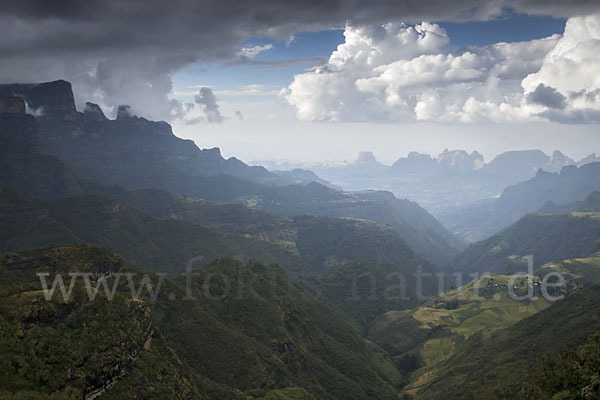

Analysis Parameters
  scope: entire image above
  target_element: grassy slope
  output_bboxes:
[0,184,304,276]
[373,254,600,398]
[95,185,434,277]
[537,254,600,287]
[255,187,465,267]
[506,329,600,399]
[447,212,600,276]
[370,274,553,387]
[400,275,552,396]
[153,258,403,399]
[3,183,439,329]
[409,286,600,399]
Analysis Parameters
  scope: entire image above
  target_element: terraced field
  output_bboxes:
[537,253,600,286]
[370,273,556,395]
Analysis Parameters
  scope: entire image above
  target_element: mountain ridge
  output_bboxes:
[445,189,600,276]
[0,82,463,266]
[0,81,324,188]
[440,162,600,241]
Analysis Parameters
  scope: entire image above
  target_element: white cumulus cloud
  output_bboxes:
[284,15,600,123]
[522,13,600,122]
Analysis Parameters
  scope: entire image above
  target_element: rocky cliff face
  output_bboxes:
[544,150,575,172]
[0,103,90,199]
[437,149,484,172]
[0,95,37,141]
[0,95,26,114]
[83,102,107,120]
[0,79,298,189]
[391,151,437,173]
[0,80,77,117]
[392,149,484,174]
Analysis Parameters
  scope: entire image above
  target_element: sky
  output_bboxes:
[1,1,599,164]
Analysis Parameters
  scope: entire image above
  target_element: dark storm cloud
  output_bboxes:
[0,0,505,58]
[0,0,597,120]
[527,84,567,109]
[570,88,600,103]
[503,0,600,18]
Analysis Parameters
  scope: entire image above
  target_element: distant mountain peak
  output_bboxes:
[471,151,485,169]
[204,147,222,157]
[549,149,572,162]
[544,149,575,172]
[437,149,484,172]
[354,151,378,164]
[391,149,484,173]
[560,164,578,176]
[407,151,432,160]
[578,153,600,167]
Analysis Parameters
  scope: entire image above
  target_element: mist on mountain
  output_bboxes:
[258,147,593,217]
